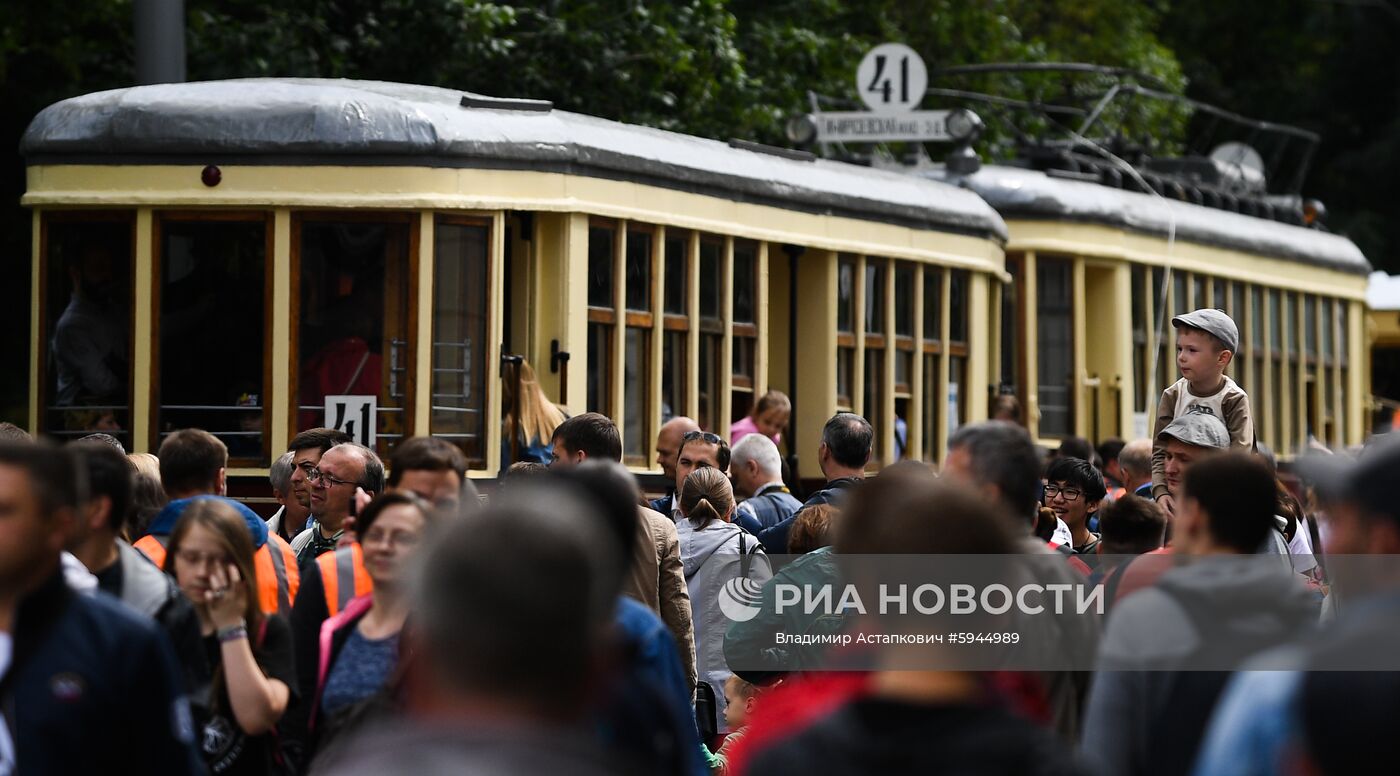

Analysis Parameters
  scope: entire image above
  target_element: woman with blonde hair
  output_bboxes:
[677,467,772,732]
[166,499,295,774]
[502,359,568,464]
[126,452,166,540]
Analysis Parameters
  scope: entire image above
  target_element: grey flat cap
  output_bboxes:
[1157,410,1230,450]
[1172,308,1240,353]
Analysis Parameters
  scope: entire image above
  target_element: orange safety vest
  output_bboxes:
[317,543,373,617]
[134,532,300,617]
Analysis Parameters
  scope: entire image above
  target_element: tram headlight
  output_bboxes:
[946,109,984,144]
[785,114,818,147]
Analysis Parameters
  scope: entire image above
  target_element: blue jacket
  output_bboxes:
[601,597,707,776]
[146,494,269,549]
[757,477,862,556]
[0,569,201,774]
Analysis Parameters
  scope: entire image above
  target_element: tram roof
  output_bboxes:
[21,78,1007,242]
[927,164,1368,275]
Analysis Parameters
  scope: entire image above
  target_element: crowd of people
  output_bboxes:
[0,306,1396,775]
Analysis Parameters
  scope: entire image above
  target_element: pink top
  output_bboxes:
[730,415,781,446]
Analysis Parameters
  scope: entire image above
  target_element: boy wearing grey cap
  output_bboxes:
[1151,308,1254,514]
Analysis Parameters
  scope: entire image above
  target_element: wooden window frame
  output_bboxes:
[152,210,275,465]
[289,210,419,454]
[431,213,494,469]
[36,210,138,446]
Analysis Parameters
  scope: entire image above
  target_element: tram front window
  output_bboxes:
[432,220,489,467]
[296,219,412,456]
[157,216,268,462]
[42,216,133,448]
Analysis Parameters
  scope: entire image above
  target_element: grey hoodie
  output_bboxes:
[1081,554,1318,776]
[677,518,772,732]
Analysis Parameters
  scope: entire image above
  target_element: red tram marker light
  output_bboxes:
[201,165,222,187]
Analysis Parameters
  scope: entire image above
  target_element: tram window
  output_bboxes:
[1232,285,1246,338]
[587,322,613,416]
[699,239,722,319]
[923,268,943,341]
[664,233,688,316]
[1174,272,1189,315]
[662,330,687,422]
[588,226,615,308]
[431,221,489,466]
[863,348,884,463]
[1269,289,1282,351]
[698,330,722,432]
[949,270,969,344]
[1213,278,1227,311]
[157,216,268,462]
[1131,266,1147,412]
[921,354,940,461]
[1321,298,1333,362]
[865,261,885,335]
[41,216,134,448]
[1192,276,1206,311]
[1251,286,1265,427]
[623,328,649,460]
[732,241,758,422]
[894,264,914,337]
[1153,267,1170,399]
[625,229,652,312]
[1000,258,1019,400]
[296,218,411,456]
[734,242,756,324]
[1299,294,1310,358]
[838,257,856,333]
[1037,258,1074,438]
[836,348,854,410]
[950,355,967,438]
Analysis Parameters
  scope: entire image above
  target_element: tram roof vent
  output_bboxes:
[459,94,553,113]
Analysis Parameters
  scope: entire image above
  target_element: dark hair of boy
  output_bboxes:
[1096,496,1167,555]
[288,427,352,454]
[1044,457,1108,504]
[71,442,132,532]
[388,436,467,486]
[156,428,226,494]
[1181,452,1277,553]
[551,413,622,462]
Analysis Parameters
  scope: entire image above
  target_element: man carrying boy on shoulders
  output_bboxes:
[1151,308,1254,516]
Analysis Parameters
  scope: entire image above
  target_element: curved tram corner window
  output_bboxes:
[296,218,412,456]
[157,216,269,462]
[42,216,134,448]
[432,221,489,467]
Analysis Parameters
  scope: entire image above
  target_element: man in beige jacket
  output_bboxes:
[550,413,697,692]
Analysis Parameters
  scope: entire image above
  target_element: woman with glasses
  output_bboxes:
[298,491,436,766]
[166,499,296,775]
[677,467,772,734]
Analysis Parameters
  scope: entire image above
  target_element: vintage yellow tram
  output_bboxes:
[928,162,1370,457]
[21,78,1009,484]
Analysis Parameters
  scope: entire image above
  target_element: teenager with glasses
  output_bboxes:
[1043,457,1107,566]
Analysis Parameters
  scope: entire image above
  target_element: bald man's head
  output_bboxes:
[656,417,700,482]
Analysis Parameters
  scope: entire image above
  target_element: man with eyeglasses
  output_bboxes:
[1042,457,1107,568]
[267,427,350,544]
[291,442,384,569]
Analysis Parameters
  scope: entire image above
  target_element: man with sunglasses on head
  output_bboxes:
[757,413,871,556]
[291,442,384,569]
[671,430,731,523]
